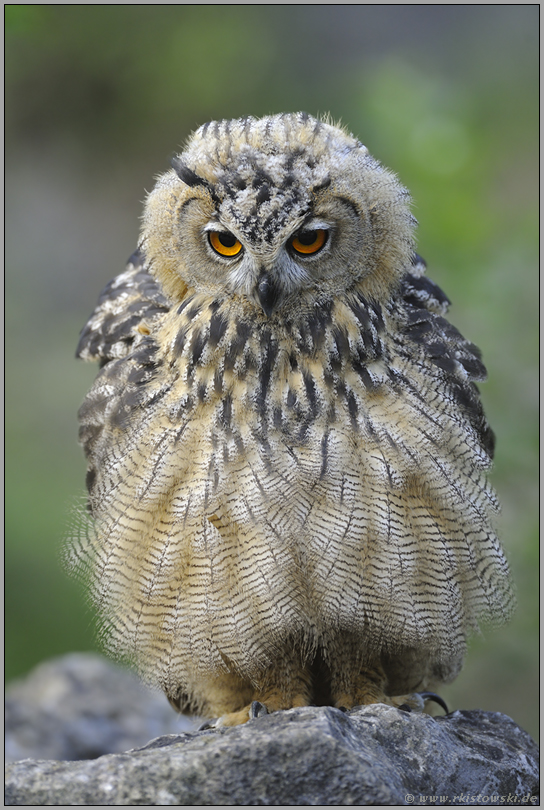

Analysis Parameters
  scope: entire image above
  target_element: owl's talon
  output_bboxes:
[391,691,448,715]
[249,700,269,719]
[198,718,218,731]
[418,691,449,714]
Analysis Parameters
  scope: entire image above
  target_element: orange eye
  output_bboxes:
[290,228,328,255]
[208,231,243,257]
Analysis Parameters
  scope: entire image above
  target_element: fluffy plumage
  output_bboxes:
[68,113,514,725]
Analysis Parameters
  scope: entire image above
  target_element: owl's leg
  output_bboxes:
[168,669,254,720]
[330,658,447,714]
[201,655,312,728]
[331,660,391,711]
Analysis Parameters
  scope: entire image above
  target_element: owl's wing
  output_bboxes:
[400,254,451,315]
[397,254,495,459]
[75,250,173,483]
[76,249,171,366]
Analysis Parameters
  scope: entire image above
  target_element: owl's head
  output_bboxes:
[141,113,415,317]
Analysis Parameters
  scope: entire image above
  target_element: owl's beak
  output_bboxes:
[255,269,282,317]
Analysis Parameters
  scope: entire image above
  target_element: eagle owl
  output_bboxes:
[69,113,514,727]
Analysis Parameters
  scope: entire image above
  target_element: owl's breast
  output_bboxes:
[97,289,495,521]
[78,291,510,673]
[152,291,389,439]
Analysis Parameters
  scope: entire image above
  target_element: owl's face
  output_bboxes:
[142,113,415,317]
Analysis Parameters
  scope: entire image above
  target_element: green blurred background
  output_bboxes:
[5,6,538,739]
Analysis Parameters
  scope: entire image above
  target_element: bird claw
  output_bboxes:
[394,691,449,715]
[417,691,449,714]
[249,700,269,719]
[396,702,413,713]
[198,718,218,731]
[198,700,269,730]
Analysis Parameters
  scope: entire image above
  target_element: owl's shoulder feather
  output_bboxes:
[76,249,171,366]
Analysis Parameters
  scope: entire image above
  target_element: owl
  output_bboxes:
[68,113,514,727]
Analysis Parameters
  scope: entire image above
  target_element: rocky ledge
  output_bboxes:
[5,654,539,806]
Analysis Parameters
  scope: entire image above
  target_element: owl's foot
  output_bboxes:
[332,662,449,715]
[393,691,449,714]
[199,700,270,730]
[199,678,312,730]
[333,663,389,710]
[384,692,426,712]
[355,691,448,714]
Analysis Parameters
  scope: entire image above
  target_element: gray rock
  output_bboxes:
[5,701,539,806]
[5,653,197,762]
